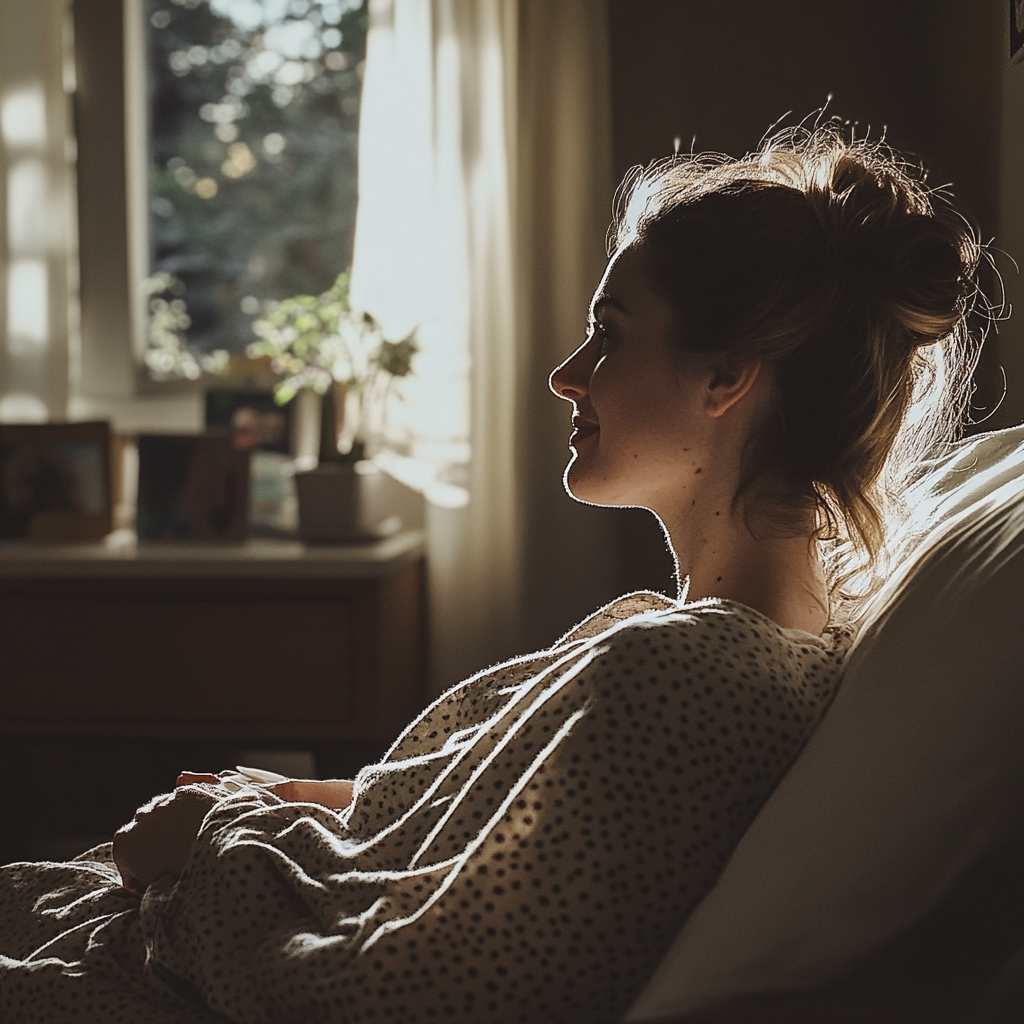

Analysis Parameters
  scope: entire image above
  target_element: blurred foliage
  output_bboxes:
[247,270,417,418]
[142,272,230,380]
[146,0,367,366]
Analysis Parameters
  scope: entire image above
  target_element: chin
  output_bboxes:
[563,456,635,508]
[562,457,599,505]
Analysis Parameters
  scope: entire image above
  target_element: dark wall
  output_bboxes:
[608,0,1001,228]
[605,0,1006,597]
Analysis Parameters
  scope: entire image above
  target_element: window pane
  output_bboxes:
[146,0,367,363]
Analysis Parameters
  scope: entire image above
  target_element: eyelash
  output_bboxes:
[590,319,611,354]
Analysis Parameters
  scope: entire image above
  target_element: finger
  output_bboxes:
[275,780,353,809]
[177,772,220,788]
[120,870,145,894]
[112,828,141,888]
[295,779,352,809]
[268,781,296,801]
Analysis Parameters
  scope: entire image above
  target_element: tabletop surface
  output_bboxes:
[0,529,424,579]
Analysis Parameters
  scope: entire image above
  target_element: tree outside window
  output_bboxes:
[145,0,367,377]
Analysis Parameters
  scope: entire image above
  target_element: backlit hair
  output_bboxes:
[610,122,985,598]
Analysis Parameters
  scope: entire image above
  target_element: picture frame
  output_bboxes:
[0,421,113,541]
[136,433,250,542]
[204,389,293,455]
[1012,0,1024,63]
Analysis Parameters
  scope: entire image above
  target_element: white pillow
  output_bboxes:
[627,425,1024,1021]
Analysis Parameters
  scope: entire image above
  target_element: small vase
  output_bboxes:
[295,460,423,543]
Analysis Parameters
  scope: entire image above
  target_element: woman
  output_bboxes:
[0,124,980,1024]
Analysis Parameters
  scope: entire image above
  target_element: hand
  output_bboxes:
[176,771,354,810]
[176,771,223,788]
[176,769,277,794]
[112,787,217,894]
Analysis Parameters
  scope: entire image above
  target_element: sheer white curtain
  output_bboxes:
[0,0,76,424]
[352,0,616,690]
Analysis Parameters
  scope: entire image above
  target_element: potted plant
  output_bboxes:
[247,272,418,541]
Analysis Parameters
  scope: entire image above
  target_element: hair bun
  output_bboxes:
[887,229,969,346]
[816,155,978,349]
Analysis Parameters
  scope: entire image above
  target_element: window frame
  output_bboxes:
[70,0,204,430]
[73,0,143,396]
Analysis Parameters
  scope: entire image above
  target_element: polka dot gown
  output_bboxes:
[0,594,851,1023]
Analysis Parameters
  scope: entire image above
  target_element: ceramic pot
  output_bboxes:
[294,460,423,543]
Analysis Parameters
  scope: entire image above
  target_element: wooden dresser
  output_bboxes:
[0,532,425,746]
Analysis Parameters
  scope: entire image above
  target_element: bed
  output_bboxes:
[628,425,1024,1022]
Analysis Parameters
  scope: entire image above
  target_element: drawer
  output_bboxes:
[1,594,354,734]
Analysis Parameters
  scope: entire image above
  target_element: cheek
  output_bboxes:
[590,361,647,423]
[592,368,691,452]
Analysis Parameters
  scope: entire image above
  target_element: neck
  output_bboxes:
[660,496,829,635]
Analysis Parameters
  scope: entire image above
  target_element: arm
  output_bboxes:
[114,767,345,895]
[136,623,738,1022]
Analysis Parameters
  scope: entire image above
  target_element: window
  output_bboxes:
[144,0,366,378]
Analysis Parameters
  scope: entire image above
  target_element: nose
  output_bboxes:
[549,338,595,404]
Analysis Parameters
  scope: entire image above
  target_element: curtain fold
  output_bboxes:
[516,0,619,654]
[352,0,617,692]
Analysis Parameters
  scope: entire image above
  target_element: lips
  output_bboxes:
[570,414,599,446]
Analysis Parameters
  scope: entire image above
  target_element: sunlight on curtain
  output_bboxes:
[1,82,51,421]
[351,0,471,487]
[351,0,522,685]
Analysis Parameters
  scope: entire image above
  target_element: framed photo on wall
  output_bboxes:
[1012,1,1024,62]
[0,421,113,541]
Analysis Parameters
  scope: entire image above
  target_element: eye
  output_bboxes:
[591,319,613,357]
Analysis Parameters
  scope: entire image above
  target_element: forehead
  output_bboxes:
[592,245,665,317]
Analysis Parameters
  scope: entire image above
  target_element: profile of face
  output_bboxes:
[548,244,708,516]
[550,245,761,516]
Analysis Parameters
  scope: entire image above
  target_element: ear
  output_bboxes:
[703,355,762,418]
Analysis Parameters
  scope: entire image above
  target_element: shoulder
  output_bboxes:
[556,590,681,645]
[569,597,851,694]
[569,602,850,751]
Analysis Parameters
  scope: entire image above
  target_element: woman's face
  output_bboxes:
[549,246,715,510]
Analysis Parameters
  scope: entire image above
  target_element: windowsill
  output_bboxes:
[0,529,424,579]
[67,391,204,433]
